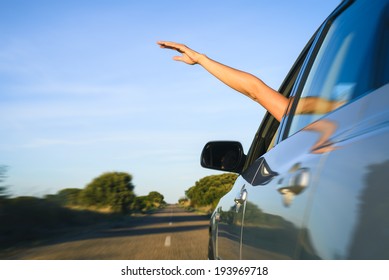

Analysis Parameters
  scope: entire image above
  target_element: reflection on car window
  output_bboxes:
[288,2,383,136]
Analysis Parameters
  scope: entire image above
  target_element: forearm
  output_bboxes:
[198,54,288,121]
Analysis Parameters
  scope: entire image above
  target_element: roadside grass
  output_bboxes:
[177,200,214,216]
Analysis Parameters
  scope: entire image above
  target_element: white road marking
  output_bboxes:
[169,206,173,225]
[164,235,171,247]
[165,207,173,246]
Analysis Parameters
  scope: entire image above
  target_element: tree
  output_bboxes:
[185,173,238,211]
[132,196,148,211]
[132,191,166,212]
[147,191,165,204]
[80,172,135,213]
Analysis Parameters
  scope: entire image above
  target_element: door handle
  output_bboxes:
[288,167,310,190]
[234,188,247,205]
[278,167,310,207]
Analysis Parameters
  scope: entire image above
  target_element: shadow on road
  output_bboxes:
[1,205,211,259]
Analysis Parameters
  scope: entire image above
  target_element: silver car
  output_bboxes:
[202,0,389,259]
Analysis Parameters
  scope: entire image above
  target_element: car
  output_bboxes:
[201,0,389,260]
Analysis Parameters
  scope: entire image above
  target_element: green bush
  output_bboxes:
[80,172,135,213]
[132,191,166,213]
[185,173,238,211]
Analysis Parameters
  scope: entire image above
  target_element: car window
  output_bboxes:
[287,1,385,137]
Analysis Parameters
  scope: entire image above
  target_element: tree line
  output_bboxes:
[1,165,237,215]
[0,167,166,214]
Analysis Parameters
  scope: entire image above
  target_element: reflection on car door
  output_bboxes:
[240,94,366,259]
[302,85,389,259]
[240,126,330,259]
[215,176,247,259]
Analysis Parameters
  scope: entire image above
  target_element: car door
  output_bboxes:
[297,0,389,259]
[240,0,384,259]
[299,85,389,259]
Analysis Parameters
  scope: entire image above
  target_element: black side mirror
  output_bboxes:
[200,141,246,173]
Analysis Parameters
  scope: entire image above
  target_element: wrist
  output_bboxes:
[196,53,207,65]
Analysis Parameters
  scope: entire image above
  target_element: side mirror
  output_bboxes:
[200,141,246,173]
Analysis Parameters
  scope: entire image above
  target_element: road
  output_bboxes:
[6,205,210,260]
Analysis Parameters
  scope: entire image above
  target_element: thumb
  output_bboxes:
[173,55,184,62]
[173,54,196,65]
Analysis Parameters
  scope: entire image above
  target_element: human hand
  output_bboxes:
[157,41,202,65]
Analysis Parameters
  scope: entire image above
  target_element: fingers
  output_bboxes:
[158,41,198,65]
[157,41,179,48]
[157,41,185,53]
[157,41,184,62]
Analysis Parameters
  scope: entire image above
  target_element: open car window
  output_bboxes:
[242,38,312,171]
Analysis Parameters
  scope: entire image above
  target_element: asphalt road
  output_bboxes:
[6,205,210,260]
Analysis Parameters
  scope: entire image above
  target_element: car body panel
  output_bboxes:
[213,176,247,259]
[301,84,389,259]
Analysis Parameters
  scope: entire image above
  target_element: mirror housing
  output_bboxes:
[200,141,246,173]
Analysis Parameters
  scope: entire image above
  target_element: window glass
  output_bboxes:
[288,2,382,136]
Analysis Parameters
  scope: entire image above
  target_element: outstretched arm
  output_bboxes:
[157,41,288,122]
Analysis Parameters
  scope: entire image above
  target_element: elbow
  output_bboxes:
[272,96,289,122]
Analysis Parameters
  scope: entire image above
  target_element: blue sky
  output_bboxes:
[0,0,340,203]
